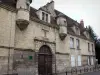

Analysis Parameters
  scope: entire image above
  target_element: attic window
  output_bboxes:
[64,21,67,25]
[42,12,45,20]
[42,11,49,22]
[86,32,89,38]
[46,14,48,22]
[76,27,80,35]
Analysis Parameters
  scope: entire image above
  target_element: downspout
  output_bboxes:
[55,28,57,74]
[7,12,14,74]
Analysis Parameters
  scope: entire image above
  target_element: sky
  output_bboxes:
[31,0,100,37]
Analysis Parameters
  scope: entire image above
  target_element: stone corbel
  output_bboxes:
[59,33,67,40]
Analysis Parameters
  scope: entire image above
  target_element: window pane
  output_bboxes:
[76,39,80,49]
[71,55,75,67]
[78,61,81,66]
[78,55,81,66]
[91,57,94,65]
[70,37,74,48]
[46,14,48,22]
[92,44,94,52]
[88,43,90,51]
[42,12,45,20]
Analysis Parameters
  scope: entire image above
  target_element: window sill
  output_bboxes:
[70,48,75,49]
[77,48,81,50]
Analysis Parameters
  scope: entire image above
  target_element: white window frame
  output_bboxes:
[78,55,81,66]
[71,55,75,67]
[42,11,49,22]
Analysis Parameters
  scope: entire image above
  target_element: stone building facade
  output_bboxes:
[0,0,95,75]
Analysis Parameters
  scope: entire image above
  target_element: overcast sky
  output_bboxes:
[31,0,100,37]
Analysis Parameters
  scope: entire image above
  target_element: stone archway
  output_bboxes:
[38,45,52,75]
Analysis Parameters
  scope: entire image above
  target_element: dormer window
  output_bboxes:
[46,14,48,22]
[42,11,49,22]
[42,12,45,20]
[64,21,67,25]
[36,10,50,23]
[83,31,89,39]
[86,32,89,38]
[76,27,80,35]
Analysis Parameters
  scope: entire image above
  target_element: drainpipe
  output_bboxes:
[55,28,57,74]
[7,12,13,74]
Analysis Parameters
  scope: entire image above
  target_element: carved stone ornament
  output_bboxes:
[59,33,67,40]
[16,19,29,30]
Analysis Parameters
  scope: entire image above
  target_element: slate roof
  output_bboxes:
[0,1,94,42]
[0,0,16,7]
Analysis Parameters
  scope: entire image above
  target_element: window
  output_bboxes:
[76,27,80,35]
[91,57,94,65]
[88,56,91,65]
[46,14,48,22]
[92,44,94,52]
[42,12,45,21]
[42,12,49,22]
[78,55,81,66]
[64,21,67,25]
[86,32,89,38]
[88,43,90,51]
[70,37,74,48]
[76,39,80,49]
[71,55,75,67]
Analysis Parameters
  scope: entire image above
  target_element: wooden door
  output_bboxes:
[38,45,52,75]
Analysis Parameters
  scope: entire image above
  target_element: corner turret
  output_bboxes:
[57,14,67,40]
[16,0,32,30]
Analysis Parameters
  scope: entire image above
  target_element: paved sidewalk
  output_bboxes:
[82,71,100,75]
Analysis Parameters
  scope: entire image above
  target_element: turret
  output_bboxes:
[57,14,67,40]
[16,0,32,30]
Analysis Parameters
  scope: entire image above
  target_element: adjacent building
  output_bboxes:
[0,0,95,75]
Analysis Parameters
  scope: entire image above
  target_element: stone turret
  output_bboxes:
[57,14,67,40]
[16,0,32,30]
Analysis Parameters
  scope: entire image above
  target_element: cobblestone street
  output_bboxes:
[82,71,100,75]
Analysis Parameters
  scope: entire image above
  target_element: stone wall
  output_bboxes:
[0,7,16,74]
[0,5,96,75]
[13,50,35,75]
[56,54,70,73]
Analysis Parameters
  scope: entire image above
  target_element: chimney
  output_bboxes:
[49,0,54,10]
[80,19,84,28]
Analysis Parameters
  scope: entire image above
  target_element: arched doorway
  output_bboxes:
[38,45,52,75]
